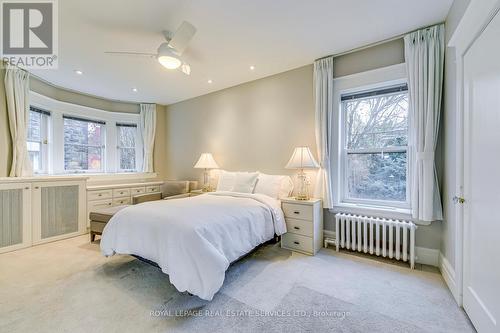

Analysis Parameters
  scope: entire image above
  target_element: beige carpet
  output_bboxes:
[0,235,475,333]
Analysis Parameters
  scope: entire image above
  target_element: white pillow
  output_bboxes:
[232,172,259,193]
[216,170,237,191]
[216,170,259,193]
[254,173,294,199]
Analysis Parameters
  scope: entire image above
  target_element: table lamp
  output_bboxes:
[285,147,319,200]
[194,153,219,192]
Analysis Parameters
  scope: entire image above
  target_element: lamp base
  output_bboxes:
[295,194,310,201]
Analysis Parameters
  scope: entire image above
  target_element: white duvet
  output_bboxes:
[100,192,286,300]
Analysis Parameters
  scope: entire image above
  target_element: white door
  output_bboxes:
[462,8,500,333]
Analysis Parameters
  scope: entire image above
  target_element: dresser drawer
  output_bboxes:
[113,188,131,198]
[282,202,313,220]
[88,199,113,212]
[88,189,112,201]
[281,233,313,254]
[145,185,160,193]
[130,186,146,195]
[112,197,131,206]
[285,218,313,237]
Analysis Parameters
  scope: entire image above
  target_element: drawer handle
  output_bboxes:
[120,192,124,194]
[98,194,102,197]
[294,226,300,230]
[108,203,112,206]
[293,241,300,245]
[293,211,300,215]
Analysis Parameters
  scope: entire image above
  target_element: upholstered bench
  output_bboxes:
[89,205,130,242]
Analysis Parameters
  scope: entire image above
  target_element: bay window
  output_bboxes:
[341,84,409,208]
[28,92,143,175]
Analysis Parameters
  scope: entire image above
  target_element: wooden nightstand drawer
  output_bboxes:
[282,233,313,254]
[88,189,112,201]
[113,188,130,198]
[286,218,313,237]
[282,202,313,220]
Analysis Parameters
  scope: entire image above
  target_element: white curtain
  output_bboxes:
[4,66,32,177]
[404,24,444,222]
[139,103,156,173]
[313,57,334,208]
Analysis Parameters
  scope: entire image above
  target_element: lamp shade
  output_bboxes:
[285,147,319,169]
[194,153,219,169]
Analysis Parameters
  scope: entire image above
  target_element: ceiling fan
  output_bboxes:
[105,21,196,75]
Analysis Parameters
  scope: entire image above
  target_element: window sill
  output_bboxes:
[31,172,158,184]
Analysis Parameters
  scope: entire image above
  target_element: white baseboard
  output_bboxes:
[439,252,460,304]
[323,230,439,267]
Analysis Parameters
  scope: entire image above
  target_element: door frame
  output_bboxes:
[448,0,500,307]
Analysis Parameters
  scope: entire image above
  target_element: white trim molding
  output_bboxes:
[439,252,459,304]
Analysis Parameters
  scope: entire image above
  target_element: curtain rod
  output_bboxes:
[315,22,444,62]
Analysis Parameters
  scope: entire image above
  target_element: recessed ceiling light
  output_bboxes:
[132,88,138,92]
[249,65,255,70]
[74,70,83,75]
[207,79,213,84]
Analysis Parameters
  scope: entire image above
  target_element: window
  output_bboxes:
[27,106,50,173]
[116,123,137,171]
[29,92,144,175]
[63,116,106,172]
[341,84,409,207]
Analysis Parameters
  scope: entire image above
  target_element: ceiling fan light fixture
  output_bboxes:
[157,42,181,69]
[158,55,182,69]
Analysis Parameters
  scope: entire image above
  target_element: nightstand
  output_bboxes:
[281,198,323,255]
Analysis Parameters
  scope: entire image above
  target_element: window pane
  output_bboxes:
[28,111,41,141]
[64,117,105,172]
[64,145,103,171]
[347,152,407,202]
[28,150,41,171]
[345,92,408,149]
[119,148,136,170]
[118,126,136,148]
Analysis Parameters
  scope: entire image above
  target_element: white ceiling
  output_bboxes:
[30,0,453,105]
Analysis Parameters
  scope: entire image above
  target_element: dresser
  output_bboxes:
[86,181,163,225]
[281,198,323,255]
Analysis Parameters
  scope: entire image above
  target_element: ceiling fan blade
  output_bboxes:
[104,51,156,58]
[168,21,197,55]
[180,63,191,75]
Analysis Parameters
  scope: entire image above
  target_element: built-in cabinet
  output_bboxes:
[86,181,163,225]
[0,177,87,254]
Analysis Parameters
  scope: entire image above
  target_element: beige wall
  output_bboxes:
[333,38,405,77]
[165,65,316,181]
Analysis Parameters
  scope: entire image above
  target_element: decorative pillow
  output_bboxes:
[232,172,259,193]
[254,173,294,199]
[216,170,237,191]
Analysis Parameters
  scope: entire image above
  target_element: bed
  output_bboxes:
[100,191,286,300]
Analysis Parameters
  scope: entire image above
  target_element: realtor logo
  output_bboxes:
[1,0,58,69]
